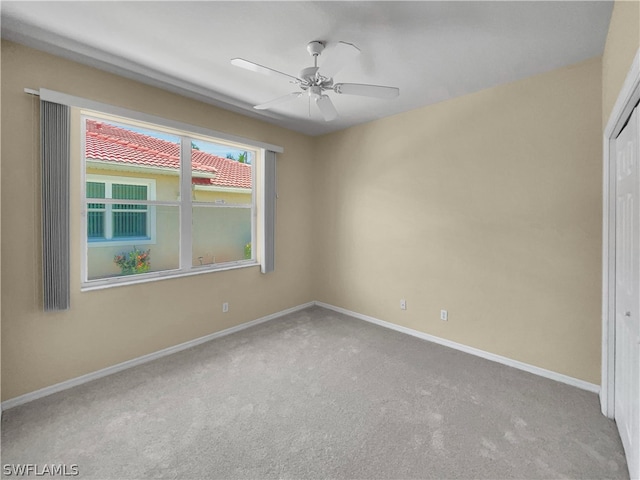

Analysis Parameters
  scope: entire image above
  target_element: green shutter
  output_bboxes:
[113,212,147,237]
[113,184,147,208]
[87,212,105,238]
[87,182,105,239]
[112,184,148,238]
[86,181,105,199]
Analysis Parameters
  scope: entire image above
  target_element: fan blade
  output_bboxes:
[254,92,303,110]
[320,41,360,78]
[231,58,301,83]
[334,83,399,99]
[315,95,338,122]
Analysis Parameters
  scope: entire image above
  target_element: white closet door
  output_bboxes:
[615,105,640,480]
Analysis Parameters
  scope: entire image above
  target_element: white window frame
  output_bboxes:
[85,174,157,247]
[80,111,265,290]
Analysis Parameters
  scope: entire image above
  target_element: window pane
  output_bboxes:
[83,113,260,285]
[190,139,253,205]
[85,118,180,202]
[192,206,252,266]
[87,206,179,280]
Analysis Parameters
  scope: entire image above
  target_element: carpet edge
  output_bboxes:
[1,301,316,410]
[314,301,601,394]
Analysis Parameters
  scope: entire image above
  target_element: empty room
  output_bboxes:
[1,1,639,479]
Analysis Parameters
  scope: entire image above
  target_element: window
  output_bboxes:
[86,176,156,244]
[82,113,259,285]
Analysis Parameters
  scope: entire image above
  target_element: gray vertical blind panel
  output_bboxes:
[41,100,70,310]
[263,150,277,273]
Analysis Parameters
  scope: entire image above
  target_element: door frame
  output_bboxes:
[601,47,640,418]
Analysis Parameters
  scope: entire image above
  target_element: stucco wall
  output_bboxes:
[84,164,252,278]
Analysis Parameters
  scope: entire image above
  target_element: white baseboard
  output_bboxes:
[2,299,599,410]
[1,301,315,411]
[315,301,600,394]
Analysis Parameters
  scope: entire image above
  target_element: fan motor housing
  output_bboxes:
[299,66,319,82]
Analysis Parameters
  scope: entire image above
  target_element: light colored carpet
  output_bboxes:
[1,306,628,479]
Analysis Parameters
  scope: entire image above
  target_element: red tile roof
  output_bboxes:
[85,120,252,189]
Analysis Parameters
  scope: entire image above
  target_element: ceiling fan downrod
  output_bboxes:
[299,41,330,87]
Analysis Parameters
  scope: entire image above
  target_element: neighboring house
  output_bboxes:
[84,119,253,279]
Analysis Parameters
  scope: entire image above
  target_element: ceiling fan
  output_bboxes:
[231,41,400,122]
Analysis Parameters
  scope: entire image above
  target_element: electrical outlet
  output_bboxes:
[440,309,448,321]
[222,302,229,313]
[400,299,407,310]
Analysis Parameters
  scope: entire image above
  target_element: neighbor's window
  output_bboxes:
[86,176,156,243]
[82,114,257,285]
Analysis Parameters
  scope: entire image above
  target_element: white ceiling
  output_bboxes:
[1,1,613,136]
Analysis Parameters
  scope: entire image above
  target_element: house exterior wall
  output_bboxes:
[84,165,252,279]
[312,57,603,384]
[1,40,315,401]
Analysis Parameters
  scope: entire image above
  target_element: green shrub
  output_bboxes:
[114,247,150,275]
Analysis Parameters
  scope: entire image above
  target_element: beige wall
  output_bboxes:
[602,0,640,128]
[312,57,603,384]
[1,40,315,400]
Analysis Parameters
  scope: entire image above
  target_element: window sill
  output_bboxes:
[81,260,259,292]
[88,237,154,247]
